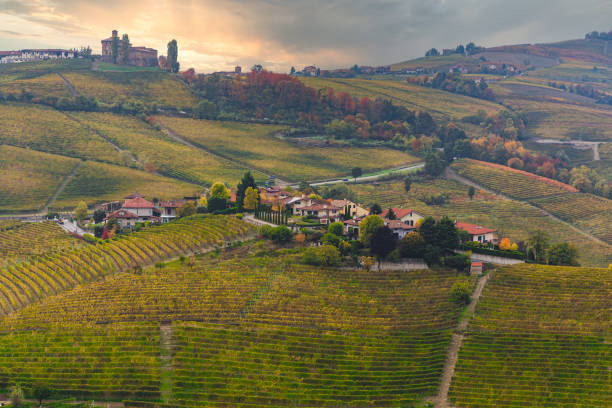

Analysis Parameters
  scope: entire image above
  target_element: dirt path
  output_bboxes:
[434,273,491,408]
[57,72,78,97]
[444,167,610,247]
[42,161,84,213]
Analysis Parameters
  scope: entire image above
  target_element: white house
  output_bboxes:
[380,208,424,227]
[456,222,497,243]
[384,220,416,239]
[331,199,369,218]
[159,201,182,223]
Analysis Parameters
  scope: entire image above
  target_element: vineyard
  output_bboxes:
[451,159,577,199]
[449,264,612,407]
[0,103,124,164]
[532,193,612,244]
[300,77,502,120]
[348,178,612,267]
[69,112,262,186]
[52,161,201,209]
[0,221,80,261]
[0,73,72,99]
[0,215,254,316]
[0,145,80,213]
[61,71,199,108]
[155,116,420,182]
[0,245,470,406]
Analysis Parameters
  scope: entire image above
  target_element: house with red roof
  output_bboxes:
[380,208,424,227]
[159,201,182,223]
[104,209,140,229]
[456,222,497,244]
[384,220,416,239]
[122,197,155,217]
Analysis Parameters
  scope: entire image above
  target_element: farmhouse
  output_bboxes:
[101,30,158,67]
[456,222,497,243]
[159,201,182,223]
[384,220,416,239]
[295,203,343,225]
[380,208,424,227]
[331,199,369,218]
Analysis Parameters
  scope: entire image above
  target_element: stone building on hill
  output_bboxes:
[101,30,158,67]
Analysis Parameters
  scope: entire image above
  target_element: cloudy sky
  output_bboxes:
[0,0,610,72]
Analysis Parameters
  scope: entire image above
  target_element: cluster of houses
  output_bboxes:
[0,49,77,64]
[97,193,200,228]
[259,187,498,244]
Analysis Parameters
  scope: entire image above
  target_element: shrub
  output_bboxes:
[399,232,426,258]
[302,245,341,266]
[443,254,471,273]
[450,280,471,305]
[328,221,344,236]
[261,225,293,244]
[321,232,341,247]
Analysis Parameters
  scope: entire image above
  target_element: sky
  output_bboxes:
[0,0,610,73]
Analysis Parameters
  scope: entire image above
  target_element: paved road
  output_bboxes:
[59,218,87,236]
[292,162,425,188]
[534,138,603,161]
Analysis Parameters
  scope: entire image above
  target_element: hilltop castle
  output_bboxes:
[101,30,158,67]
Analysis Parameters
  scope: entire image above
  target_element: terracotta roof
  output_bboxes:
[123,197,155,209]
[105,209,138,219]
[381,208,417,219]
[385,220,416,230]
[343,219,360,226]
[472,261,483,266]
[456,222,496,235]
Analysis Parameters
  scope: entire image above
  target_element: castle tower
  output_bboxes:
[112,29,118,38]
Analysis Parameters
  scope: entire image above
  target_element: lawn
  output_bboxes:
[154,116,421,182]
[0,145,80,213]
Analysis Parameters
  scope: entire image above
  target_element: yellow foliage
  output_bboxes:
[499,238,511,251]
[510,243,518,251]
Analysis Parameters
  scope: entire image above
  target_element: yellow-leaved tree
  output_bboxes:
[243,187,259,210]
[74,201,88,221]
[499,238,511,251]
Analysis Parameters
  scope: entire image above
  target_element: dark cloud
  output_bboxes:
[0,0,611,71]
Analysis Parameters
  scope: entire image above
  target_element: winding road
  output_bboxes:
[534,138,604,161]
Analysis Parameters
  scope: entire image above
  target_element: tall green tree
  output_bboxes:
[548,242,579,266]
[121,33,130,64]
[351,167,362,182]
[527,230,550,263]
[111,35,119,64]
[370,226,397,270]
[359,215,384,246]
[236,171,257,209]
[167,39,179,73]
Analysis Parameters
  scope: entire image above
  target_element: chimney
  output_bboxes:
[112,30,118,37]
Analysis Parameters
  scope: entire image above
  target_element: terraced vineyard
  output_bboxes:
[0,103,124,164]
[70,112,262,186]
[0,215,253,315]
[0,244,469,406]
[532,193,612,244]
[0,322,161,400]
[61,71,199,108]
[348,178,612,267]
[450,264,612,407]
[0,145,80,213]
[0,221,80,261]
[155,116,420,182]
[451,159,577,199]
[52,161,201,209]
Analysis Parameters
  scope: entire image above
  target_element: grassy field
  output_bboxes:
[62,71,199,108]
[0,242,469,406]
[450,263,611,407]
[0,73,72,99]
[52,160,202,209]
[0,145,80,213]
[0,59,91,78]
[0,103,124,164]
[300,77,502,120]
[347,177,612,267]
[155,116,421,182]
[70,112,262,186]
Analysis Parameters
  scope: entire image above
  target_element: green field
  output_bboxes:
[155,116,421,182]
[0,103,124,164]
[0,72,72,99]
[69,112,262,186]
[62,71,199,108]
[450,263,611,407]
[0,145,80,213]
[300,77,502,120]
[52,160,202,209]
[347,177,612,267]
